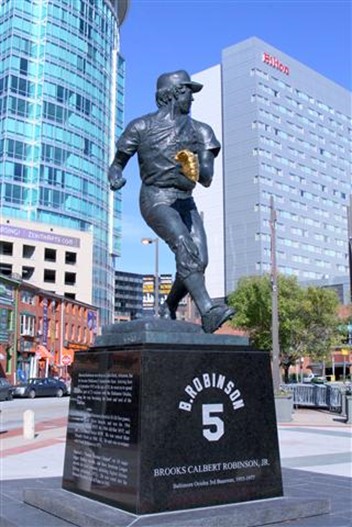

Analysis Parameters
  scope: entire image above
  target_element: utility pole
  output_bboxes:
[348,194,352,303]
[270,196,281,391]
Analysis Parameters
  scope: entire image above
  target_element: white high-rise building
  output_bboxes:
[192,37,351,300]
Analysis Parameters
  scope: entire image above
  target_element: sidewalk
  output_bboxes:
[0,408,351,526]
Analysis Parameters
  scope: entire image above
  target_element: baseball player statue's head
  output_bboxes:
[155,70,202,115]
[108,70,235,333]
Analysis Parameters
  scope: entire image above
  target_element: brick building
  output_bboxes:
[0,275,98,384]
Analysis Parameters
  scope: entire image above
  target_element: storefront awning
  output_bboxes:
[35,345,54,362]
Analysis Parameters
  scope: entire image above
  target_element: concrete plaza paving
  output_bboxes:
[0,407,351,526]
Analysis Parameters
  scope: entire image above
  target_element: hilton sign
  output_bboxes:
[262,52,290,76]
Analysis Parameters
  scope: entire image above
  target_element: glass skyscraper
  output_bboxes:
[0,0,129,326]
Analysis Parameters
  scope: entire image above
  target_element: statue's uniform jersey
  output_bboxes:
[116,110,220,192]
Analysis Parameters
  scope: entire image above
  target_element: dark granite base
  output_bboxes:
[62,321,284,513]
[23,488,330,527]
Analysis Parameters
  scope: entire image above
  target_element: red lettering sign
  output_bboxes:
[262,52,289,76]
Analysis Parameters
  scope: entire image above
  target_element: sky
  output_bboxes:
[115,0,351,277]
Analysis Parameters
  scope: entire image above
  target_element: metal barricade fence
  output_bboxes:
[283,384,342,411]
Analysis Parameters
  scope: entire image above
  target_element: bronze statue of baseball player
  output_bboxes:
[108,70,234,333]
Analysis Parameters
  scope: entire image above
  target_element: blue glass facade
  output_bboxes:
[0,0,129,326]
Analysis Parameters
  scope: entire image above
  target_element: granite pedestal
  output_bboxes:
[62,320,283,514]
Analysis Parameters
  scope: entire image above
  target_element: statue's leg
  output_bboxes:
[182,205,235,331]
[159,275,187,319]
[140,188,211,313]
[140,187,234,332]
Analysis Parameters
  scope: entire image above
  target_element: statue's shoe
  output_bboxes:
[159,302,177,320]
[201,305,235,334]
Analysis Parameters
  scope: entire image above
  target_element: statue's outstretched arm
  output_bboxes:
[108,151,130,191]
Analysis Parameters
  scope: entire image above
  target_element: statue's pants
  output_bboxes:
[139,184,208,280]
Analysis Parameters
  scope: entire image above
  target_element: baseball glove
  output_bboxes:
[175,150,199,183]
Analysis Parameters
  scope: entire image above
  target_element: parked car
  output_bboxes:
[13,377,68,398]
[58,377,71,395]
[0,378,14,401]
[311,376,327,384]
[302,373,315,383]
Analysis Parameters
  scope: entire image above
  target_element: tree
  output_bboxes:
[337,305,352,345]
[227,275,342,383]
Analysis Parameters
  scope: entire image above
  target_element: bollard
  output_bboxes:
[23,409,35,439]
[340,391,347,417]
[346,395,352,425]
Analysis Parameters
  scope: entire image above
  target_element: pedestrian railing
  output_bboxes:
[283,384,343,412]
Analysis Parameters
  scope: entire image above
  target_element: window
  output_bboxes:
[14,163,28,182]
[21,290,35,304]
[0,242,13,255]
[9,96,29,118]
[8,140,27,161]
[20,58,28,75]
[44,248,56,262]
[44,269,56,283]
[43,101,65,123]
[6,174,23,201]
[65,272,76,286]
[10,75,31,96]
[22,267,34,280]
[65,293,76,300]
[84,138,92,155]
[0,263,12,276]
[20,314,35,336]
[65,251,77,265]
[23,245,35,258]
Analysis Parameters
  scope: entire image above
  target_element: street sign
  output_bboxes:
[62,355,72,366]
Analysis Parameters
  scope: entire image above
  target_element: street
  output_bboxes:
[0,397,69,433]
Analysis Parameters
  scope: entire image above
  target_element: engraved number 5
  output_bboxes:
[202,403,224,442]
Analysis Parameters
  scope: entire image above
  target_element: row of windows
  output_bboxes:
[1,62,115,126]
[1,182,109,217]
[0,241,77,265]
[259,221,342,248]
[17,313,94,344]
[42,268,76,285]
[258,157,348,185]
[0,55,110,123]
[254,102,351,152]
[41,122,107,161]
[0,261,76,286]
[256,262,345,280]
[47,0,115,38]
[251,67,351,125]
[0,96,108,153]
[256,232,346,260]
[44,78,109,122]
[42,143,69,164]
[6,143,74,174]
[253,120,327,147]
[0,158,106,197]
[256,202,346,235]
[3,2,114,64]
[43,49,110,94]
[44,14,113,66]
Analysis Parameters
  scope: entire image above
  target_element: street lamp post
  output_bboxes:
[141,237,159,317]
[348,194,352,303]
